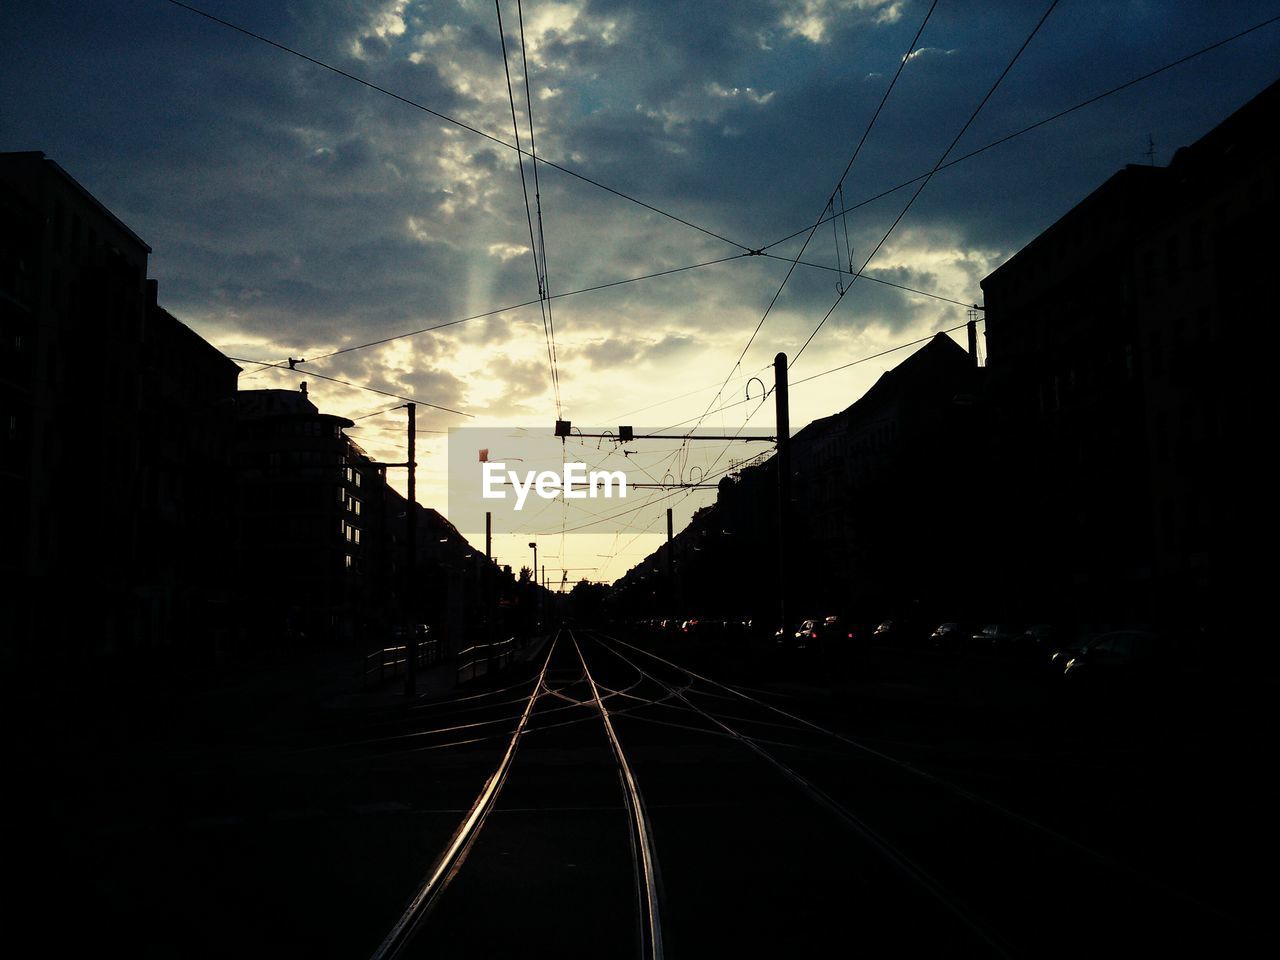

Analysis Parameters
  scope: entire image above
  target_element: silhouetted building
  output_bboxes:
[980,78,1279,625]
[234,384,374,644]
[614,333,985,624]
[137,283,241,654]
[790,332,985,617]
[1,151,238,662]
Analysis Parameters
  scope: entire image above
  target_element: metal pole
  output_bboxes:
[529,541,538,633]
[405,402,417,696]
[484,512,493,673]
[666,507,674,618]
[775,353,791,634]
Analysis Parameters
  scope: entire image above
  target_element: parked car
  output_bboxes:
[1047,629,1097,675]
[1022,623,1069,651]
[1061,629,1175,692]
[872,620,897,644]
[819,615,860,644]
[972,623,1024,654]
[793,619,824,651]
[930,621,972,653]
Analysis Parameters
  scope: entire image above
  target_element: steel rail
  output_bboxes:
[608,711,831,753]
[524,677,698,741]
[348,673,546,730]
[352,697,593,750]
[594,630,1227,920]
[406,674,544,709]
[369,632,560,960]
[570,631,665,960]
[588,631,1013,958]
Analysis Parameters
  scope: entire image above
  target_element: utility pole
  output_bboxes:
[528,541,538,632]
[484,510,492,674]
[967,309,979,367]
[405,402,417,696]
[666,507,674,618]
[775,353,791,634]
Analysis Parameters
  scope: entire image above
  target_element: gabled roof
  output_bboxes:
[790,333,971,446]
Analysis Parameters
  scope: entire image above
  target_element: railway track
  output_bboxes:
[581,627,1256,957]
[358,625,1255,957]
[368,630,665,959]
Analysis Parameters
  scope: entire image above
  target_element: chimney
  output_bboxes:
[299,382,308,398]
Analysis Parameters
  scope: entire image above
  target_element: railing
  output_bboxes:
[363,635,441,688]
[455,636,517,685]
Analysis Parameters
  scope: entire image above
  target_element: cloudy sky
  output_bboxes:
[4,0,1278,582]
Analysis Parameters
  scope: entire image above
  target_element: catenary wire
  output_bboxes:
[517,0,562,417]
[789,0,1060,367]
[160,0,752,252]
[228,357,472,417]
[239,253,751,377]
[760,13,1280,251]
[688,0,940,440]
[495,0,561,416]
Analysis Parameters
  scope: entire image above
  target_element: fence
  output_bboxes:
[362,634,441,689]
[455,636,517,685]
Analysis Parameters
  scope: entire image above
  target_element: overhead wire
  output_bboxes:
[352,403,408,421]
[517,0,561,418]
[182,2,1275,394]
[789,0,1060,368]
[687,0,940,441]
[759,12,1280,252]
[657,320,973,432]
[236,253,750,378]
[160,0,753,252]
[759,252,976,308]
[228,356,472,416]
[494,0,561,416]
[233,12,1278,385]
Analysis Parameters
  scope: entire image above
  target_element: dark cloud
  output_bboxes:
[4,0,1278,434]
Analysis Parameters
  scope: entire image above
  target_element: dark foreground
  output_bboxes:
[8,627,1276,957]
